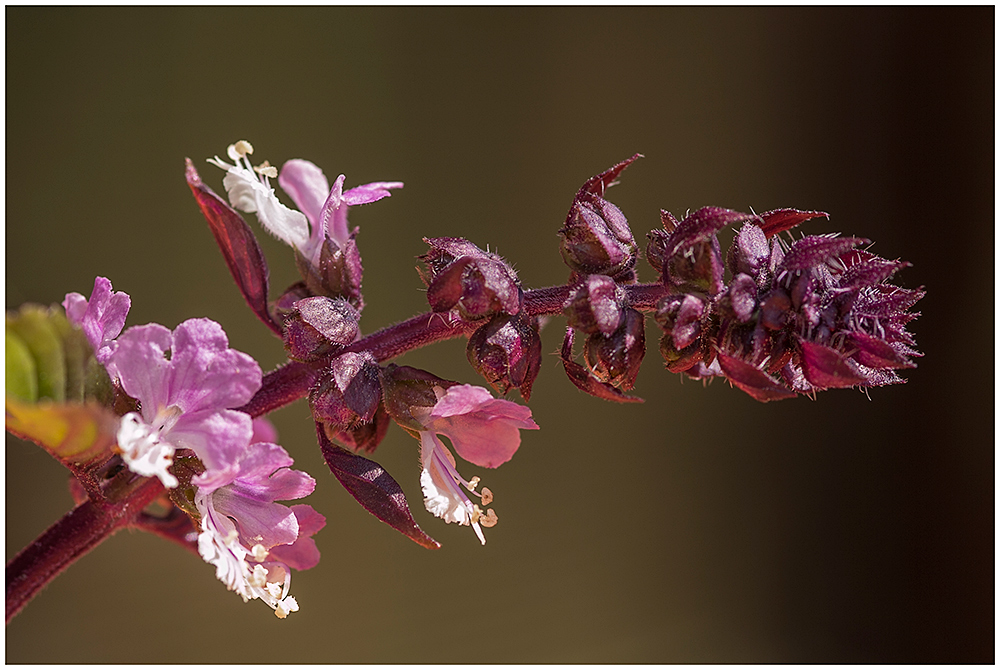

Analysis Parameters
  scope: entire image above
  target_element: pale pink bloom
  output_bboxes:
[195,440,325,618]
[207,141,402,265]
[413,384,538,544]
[279,158,402,262]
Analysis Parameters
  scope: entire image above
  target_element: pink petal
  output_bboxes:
[172,408,254,477]
[212,487,300,548]
[231,442,317,502]
[342,181,404,206]
[166,319,262,413]
[426,385,539,469]
[113,323,174,414]
[278,159,329,226]
[434,416,525,468]
[319,175,349,246]
[251,417,279,444]
[428,384,495,418]
[268,505,326,570]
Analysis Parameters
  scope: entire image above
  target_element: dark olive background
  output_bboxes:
[5,6,993,663]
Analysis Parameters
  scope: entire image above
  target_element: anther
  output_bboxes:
[467,476,481,491]
[249,564,267,588]
[275,596,299,619]
[252,544,268,562]
[480,508,498,528]
[479,487,494,505]
[254,160,278,179]
[233,140,254,157]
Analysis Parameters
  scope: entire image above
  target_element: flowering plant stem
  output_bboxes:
[243,282,668,417]
[5,280,666,623]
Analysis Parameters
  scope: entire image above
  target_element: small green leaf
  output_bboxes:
[49,311,91,402]
[7,306,66,402]
[6,325,38,402]
[5,303,113,406]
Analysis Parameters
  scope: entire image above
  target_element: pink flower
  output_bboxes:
[110,318,261,487]
[207,140,402,264]
[279,157,403,262]
[62,276,131,375]
[195,440,326,618]
[412,384,538,544]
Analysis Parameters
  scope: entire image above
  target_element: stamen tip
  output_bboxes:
[233,139,254,157]
[480,508,498,528]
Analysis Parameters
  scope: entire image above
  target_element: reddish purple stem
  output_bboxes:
[243,282,668,418]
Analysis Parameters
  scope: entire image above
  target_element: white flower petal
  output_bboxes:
[418,432,488,546]
[219,165,310,252]
[117,412,178,488]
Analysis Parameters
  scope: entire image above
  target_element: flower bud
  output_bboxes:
[294,235,365,311]
[722,273,758,323]
[660,207,753,294]
[309,351,381,430]
[323,403,391,454]
[645,210,680,274]
[379,364,457,433]
[562,274,624,336]
[658,332,704,373]
[726,222,770,282]
[583,307,646,391]
[655,293,705,350]
[466,312,542,400]
[559,193,637,276]
[419,237,521,319]
[283,296,360,362]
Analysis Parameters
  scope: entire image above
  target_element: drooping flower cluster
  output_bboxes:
[64,278,324,617]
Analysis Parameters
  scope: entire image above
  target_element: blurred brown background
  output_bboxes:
[5,6,993,663]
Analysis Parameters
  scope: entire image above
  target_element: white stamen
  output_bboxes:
[116,412,178,488]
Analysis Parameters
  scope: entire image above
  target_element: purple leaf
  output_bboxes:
[847,332,916,369]
[758,209,829,238]
[717,352,797,402]
[838,256,909,289]
[781,235,868,272]
[316,422,440,549]
[577,154,643,199]
[798,339,868,389]
[560,327,643,404]
[186,159,279,336]
[668,207,754,259]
